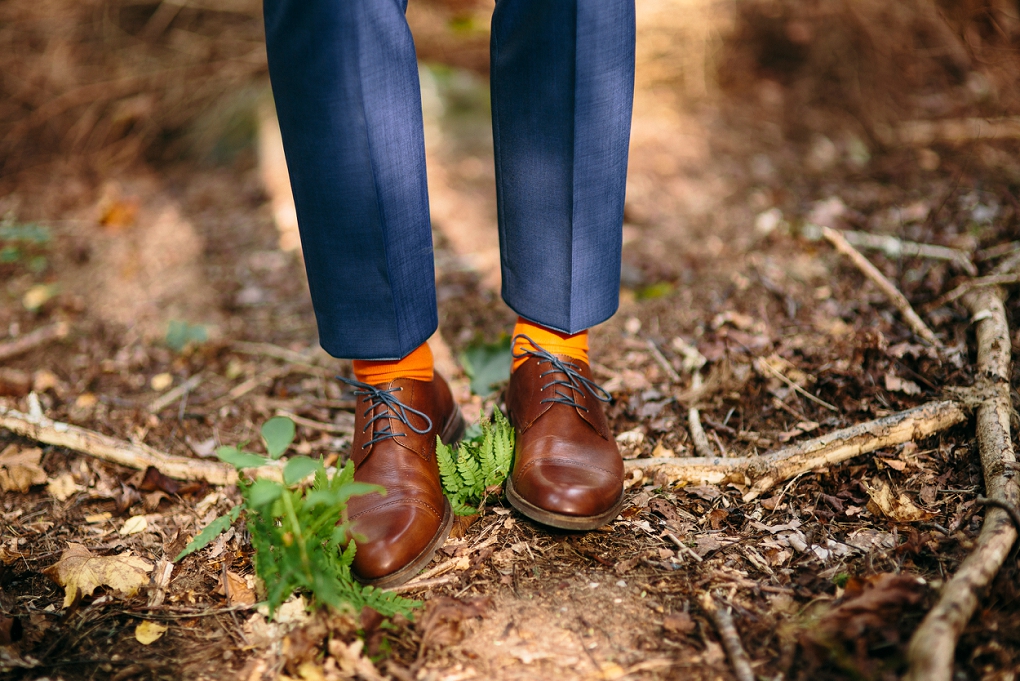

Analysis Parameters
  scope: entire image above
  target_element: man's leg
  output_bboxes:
[491,0,635,334]
[264,0,435,361]
[264,0,463,587]
[491,0,636,529]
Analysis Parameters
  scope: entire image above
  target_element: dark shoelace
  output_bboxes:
[511,334,611,411]
[338,377,433,449]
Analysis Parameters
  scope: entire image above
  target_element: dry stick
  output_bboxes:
[906,287,1018,681]
[888,116,1020,146]
[0,321,70,362]
[687,372,714,457]
[230,340,325,367]
[822,226,941,347]
[0,405,286,485]
[925,272,1020,311]
[148,373,204,413]
[701,592,755,681]
[976,241,1020,262]
[626,400,967,502]
[646,338,682,383]
[274,409,353,435]
[842,230,977,276]
[756,357,837,412]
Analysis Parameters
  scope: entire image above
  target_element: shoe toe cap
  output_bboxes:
[349,501,443,581]
[516,457,622,518]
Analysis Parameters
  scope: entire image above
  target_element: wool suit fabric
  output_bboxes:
[264,0,635,360]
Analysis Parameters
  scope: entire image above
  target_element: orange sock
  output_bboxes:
[511,317,589,371]
[352,342,434,384]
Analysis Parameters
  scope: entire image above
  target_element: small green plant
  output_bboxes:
[165,320,208,352]
[436,410,514,515]
[459,335,512,397]
[176,416,417,618]
[0,217,50,273]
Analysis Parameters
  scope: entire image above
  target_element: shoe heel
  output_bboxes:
[440,405,467,445]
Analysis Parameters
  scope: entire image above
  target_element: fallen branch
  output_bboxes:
[701,592,755,681]
[842,230,976,276]
[687,373,714,457]
[0,405,285,485]
[822,226,941,346]
[626,400,967,501]
[0,322,70,363]
[907,287,1017,681]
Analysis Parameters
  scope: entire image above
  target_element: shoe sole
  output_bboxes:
[505,474,625,531]
[354,402,466,589]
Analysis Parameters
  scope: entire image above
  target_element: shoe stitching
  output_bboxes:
[348,497,443,523]
[515,456,618,479]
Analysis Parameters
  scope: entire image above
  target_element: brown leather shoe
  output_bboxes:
[504,340,624,530]
[342,373,465,587]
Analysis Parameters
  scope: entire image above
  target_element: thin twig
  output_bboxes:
[688,372,714,457]
[822,226,941,346]
[274,410,353,435]
[701,592,755,681]
[841,230,976,276]
[386,575,460,594]
[148,374,204,413]
[756,358,838,412]
[646,338,682,383]
[665,531,703,563]
[976,241,1019,262]
[925,273,1020,311]
[0,321,70,362]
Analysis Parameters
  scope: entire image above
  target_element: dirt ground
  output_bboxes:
[3,1,1020,680]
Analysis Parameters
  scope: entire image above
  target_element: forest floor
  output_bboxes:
[3,5,1020,681]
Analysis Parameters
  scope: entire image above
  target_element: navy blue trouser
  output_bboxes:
[264,0,635,360]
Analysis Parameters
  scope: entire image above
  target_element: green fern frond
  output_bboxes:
[457,452,482,492]
[436,437,460,493]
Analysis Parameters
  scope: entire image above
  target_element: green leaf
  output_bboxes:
[436,437,460,494]
[283,456,321,485]
[335,481,384,503]
[174,506,241,562]
[165,320,208,352]
[262,416,296,459]
[460,335,512,397]
[246,479,284,507]
[216,445,268,469]
[635,282,675,300]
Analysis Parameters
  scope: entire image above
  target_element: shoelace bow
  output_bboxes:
[337,377,433,449]
[511,334,611,411]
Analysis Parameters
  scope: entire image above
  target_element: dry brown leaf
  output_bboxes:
[216,570,256,606]
[43,543,153,607]
[0,445,47,493]
[119,515,149,536]
[47,473,79,501]
[865,479,931,522]
[884,373,922,395]
[662,612,696,636]
[417,596,491,653]
[134,620,168,645]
